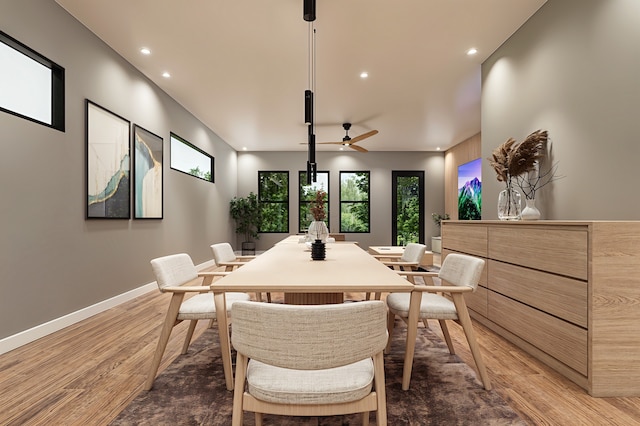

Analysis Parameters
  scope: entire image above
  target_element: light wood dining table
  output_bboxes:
[203,238,419,391]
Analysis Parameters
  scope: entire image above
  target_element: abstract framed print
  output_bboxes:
[133,124,163,219]
[85,99,131,219]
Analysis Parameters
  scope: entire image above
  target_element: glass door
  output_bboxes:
[392,171,424,246]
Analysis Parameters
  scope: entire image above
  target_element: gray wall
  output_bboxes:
[0,0,237,340]
[481,0,640,219]
[237,151,445,250]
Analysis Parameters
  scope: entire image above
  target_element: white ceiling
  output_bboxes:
[55,0,546,153]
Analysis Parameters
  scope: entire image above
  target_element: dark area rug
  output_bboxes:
[112,321,526,425]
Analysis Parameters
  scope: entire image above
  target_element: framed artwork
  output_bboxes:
[457,158,482,220]
[133,125,163,219]
[85,99,131,219]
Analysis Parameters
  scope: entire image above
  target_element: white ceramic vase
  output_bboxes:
[521,198,541,220]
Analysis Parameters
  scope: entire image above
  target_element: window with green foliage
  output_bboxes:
[170,133,214,182]
[299,171,329,233]
[392,171,424,245]
[258,171,289,233]
[340,171,370,233]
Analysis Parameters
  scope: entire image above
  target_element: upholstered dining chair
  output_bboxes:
[230,300,389,426]
[210,242,270,302]
[145,253,251,391]
[368,242,427,300]
[385,253,491,391]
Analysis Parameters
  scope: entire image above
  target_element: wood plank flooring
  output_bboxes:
[1,286,640,425]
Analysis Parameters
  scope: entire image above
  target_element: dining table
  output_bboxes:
[203,237,420,391]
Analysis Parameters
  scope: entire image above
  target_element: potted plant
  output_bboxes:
[229,192,262,254]
[431,212,449,254]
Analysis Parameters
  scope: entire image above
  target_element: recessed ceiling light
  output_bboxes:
[466,48,478,56]
[162,71,171,78]
[360,71,368,79]
[436,147,441,151]
[339,147,344,151]
[140,47,151,55]
[242,147,247,151]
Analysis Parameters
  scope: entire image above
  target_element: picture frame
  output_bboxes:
[457,158,482,220]
[85,99,131,219]
[133,124,163,219]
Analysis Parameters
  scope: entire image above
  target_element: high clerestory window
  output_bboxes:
[170,133,214,182]
[0,31,65,131]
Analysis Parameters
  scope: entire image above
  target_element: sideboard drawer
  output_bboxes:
[488,226,588,280]
[465,285,488,317]
[488,292,588,376]
[442,224,487,257]
[489,260,588,328]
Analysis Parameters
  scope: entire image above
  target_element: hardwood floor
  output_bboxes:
[1,285,640,425]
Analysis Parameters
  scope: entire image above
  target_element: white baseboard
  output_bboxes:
[0,260,217,356]
[0,282,156,356]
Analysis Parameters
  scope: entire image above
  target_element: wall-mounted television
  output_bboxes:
[457,158,482,220]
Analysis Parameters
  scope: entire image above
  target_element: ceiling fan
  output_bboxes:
[304,123,378,152]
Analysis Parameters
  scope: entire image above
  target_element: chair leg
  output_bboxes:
[373,351,388,426]
[362,411,370,426]
[438,319,455,355]
[232,354,248,426]
[144,292,184,391]
[255,413,263,426]
[402,291,422,391]
[266,292,272,303]
[451,294,491,390]
[255,292,263,302]
[181,320,198,354]
[385,311,396,354]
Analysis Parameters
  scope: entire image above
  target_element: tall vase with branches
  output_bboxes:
[308,190,329,242]
[488,130,548,220]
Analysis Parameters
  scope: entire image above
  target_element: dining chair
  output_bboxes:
[368,242,427,300]
[385,253,491,391]
[145,253,251,391]
[230,300,389,426]
[211,242,270,302]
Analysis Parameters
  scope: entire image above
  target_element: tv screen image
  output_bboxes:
[457,158,482,220]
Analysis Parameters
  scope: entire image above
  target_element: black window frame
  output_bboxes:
[339,170,371,233]
[298,170,330,233]
[258,171,289,233]
[169,132,214,183]
[0,30,65,132]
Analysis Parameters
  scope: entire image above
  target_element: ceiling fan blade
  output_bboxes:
[350,144,368,153]
[349,130,378,144]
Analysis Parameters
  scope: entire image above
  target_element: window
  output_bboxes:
[298,171,329,233]
[258,171,289,233]
[170,133,214,182]
[340,171,370,233]
[0,31,64,131]
[392,171,424,245]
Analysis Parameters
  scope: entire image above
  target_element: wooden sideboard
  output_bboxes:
[441,220,640,397]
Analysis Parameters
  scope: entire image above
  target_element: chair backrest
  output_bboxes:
[150,253,198,290]
[232,301,388,370]
[401,243,426,263]
[211,242,237,263]
[438,253,485,291]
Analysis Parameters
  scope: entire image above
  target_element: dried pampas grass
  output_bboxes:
[488,130,548,183]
